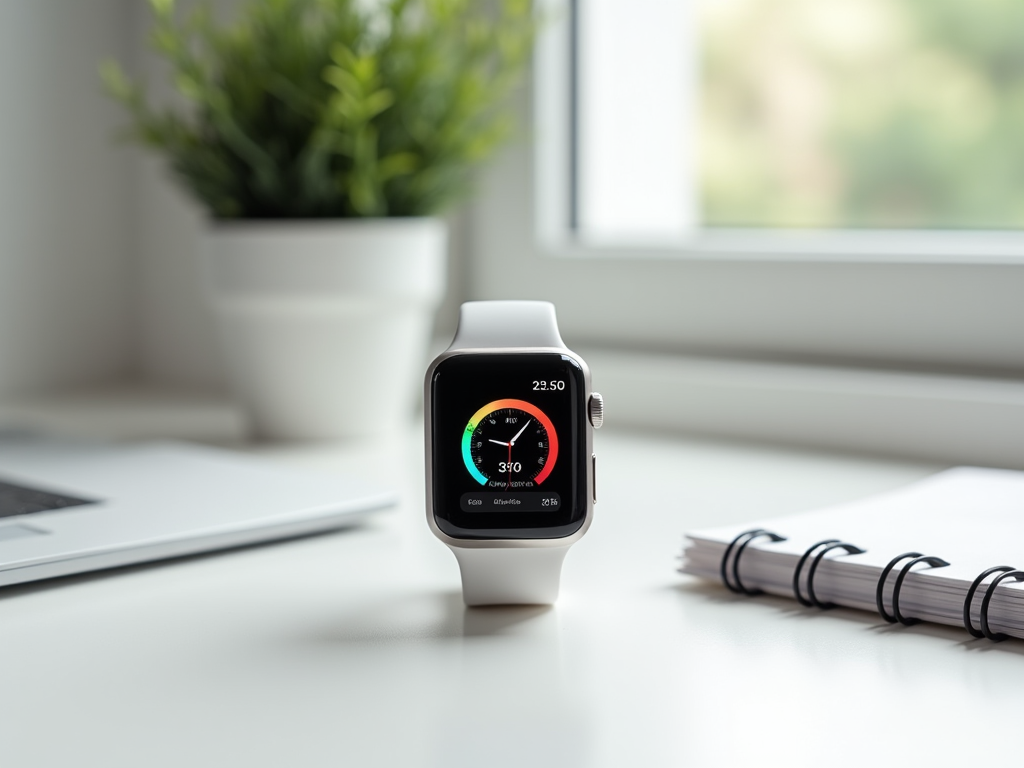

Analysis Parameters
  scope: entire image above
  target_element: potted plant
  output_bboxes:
[102,0,534,439]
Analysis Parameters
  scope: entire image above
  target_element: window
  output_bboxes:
[469,0,1024,376]
[574,0,1024,248]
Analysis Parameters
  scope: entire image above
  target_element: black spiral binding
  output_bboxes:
[875,552,950,625]
[979,569,1024,642]
[720,528,786,596]
[792,540,839,607]
[805,542,866,609]
[722,535,1022,641]
[963,566,1015,638]
[875,552,921,622]
[791,539,866,609]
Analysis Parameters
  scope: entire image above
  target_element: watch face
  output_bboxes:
[429,353,589,539]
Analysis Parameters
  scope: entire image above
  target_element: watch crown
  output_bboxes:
[588,393,605,429]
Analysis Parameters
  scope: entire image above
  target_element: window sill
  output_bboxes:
[4,361,1021,470]
[580,347,1024,469]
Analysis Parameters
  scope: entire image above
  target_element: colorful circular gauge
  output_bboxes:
[461,399,559,487]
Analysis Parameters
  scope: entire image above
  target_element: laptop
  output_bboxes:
[0,435,396,587]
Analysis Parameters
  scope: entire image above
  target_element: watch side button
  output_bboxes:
[592,453,597,504]
[588,393,604,429]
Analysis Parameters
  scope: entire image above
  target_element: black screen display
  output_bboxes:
[430,353,588,539]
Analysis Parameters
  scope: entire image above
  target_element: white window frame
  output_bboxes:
[468,1,1024,376]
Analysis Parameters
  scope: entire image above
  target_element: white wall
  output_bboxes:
[130,0,227,391]
[0,0,136,397]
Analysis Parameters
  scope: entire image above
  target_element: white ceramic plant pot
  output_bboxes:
[203,218,446,440]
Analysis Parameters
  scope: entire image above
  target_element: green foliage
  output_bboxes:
[102,0,535,219]
[699,0,1024,230]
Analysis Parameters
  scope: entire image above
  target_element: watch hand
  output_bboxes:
[488,439,510,446]
[509,419,532,446]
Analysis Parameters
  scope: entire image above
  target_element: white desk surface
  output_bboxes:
[2,428,1021,768]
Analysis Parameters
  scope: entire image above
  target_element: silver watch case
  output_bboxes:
[423,346,596,550]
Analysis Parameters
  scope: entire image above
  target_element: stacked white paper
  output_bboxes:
[681,467,1024,640]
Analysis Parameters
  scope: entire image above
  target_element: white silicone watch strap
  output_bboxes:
[445,300,573,606]
[452,545,571,606]
[449,300,566,350]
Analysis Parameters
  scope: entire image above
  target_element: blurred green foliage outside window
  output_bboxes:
[700,0,1024,229]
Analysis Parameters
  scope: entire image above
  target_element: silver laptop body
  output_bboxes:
[0,437,395,587]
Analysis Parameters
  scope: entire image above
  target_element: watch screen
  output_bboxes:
[430,353,588,539]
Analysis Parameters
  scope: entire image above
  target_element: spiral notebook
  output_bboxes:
[680,467,1024,642]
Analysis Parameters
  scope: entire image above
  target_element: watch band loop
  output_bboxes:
[450,301,566,350]
[451,545,571,606]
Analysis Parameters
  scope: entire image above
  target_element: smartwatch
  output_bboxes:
[424,300,603,606]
